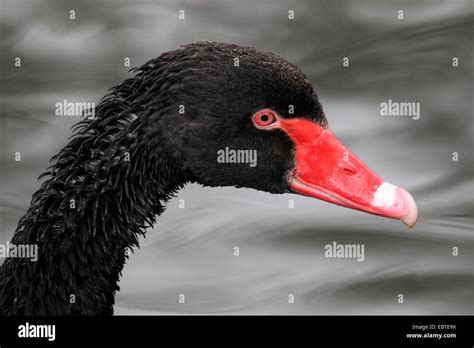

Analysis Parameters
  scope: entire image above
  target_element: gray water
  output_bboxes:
[1,0,473,314]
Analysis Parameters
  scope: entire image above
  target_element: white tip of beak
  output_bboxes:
[399,188,418,228]
[373,182,418,228]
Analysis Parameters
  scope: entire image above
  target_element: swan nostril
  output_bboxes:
[339,162,358,175]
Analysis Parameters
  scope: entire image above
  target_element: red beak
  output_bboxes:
[280,118,418,228]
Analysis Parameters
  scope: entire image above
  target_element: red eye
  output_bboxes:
[253,110,277,128]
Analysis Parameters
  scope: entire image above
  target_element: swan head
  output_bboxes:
[141,42,417,228]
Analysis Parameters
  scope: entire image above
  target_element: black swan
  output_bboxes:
[0,42,417,315]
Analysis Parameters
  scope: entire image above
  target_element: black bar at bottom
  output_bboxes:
[0,315,472,346]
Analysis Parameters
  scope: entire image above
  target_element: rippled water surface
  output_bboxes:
[1,0,473,314]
